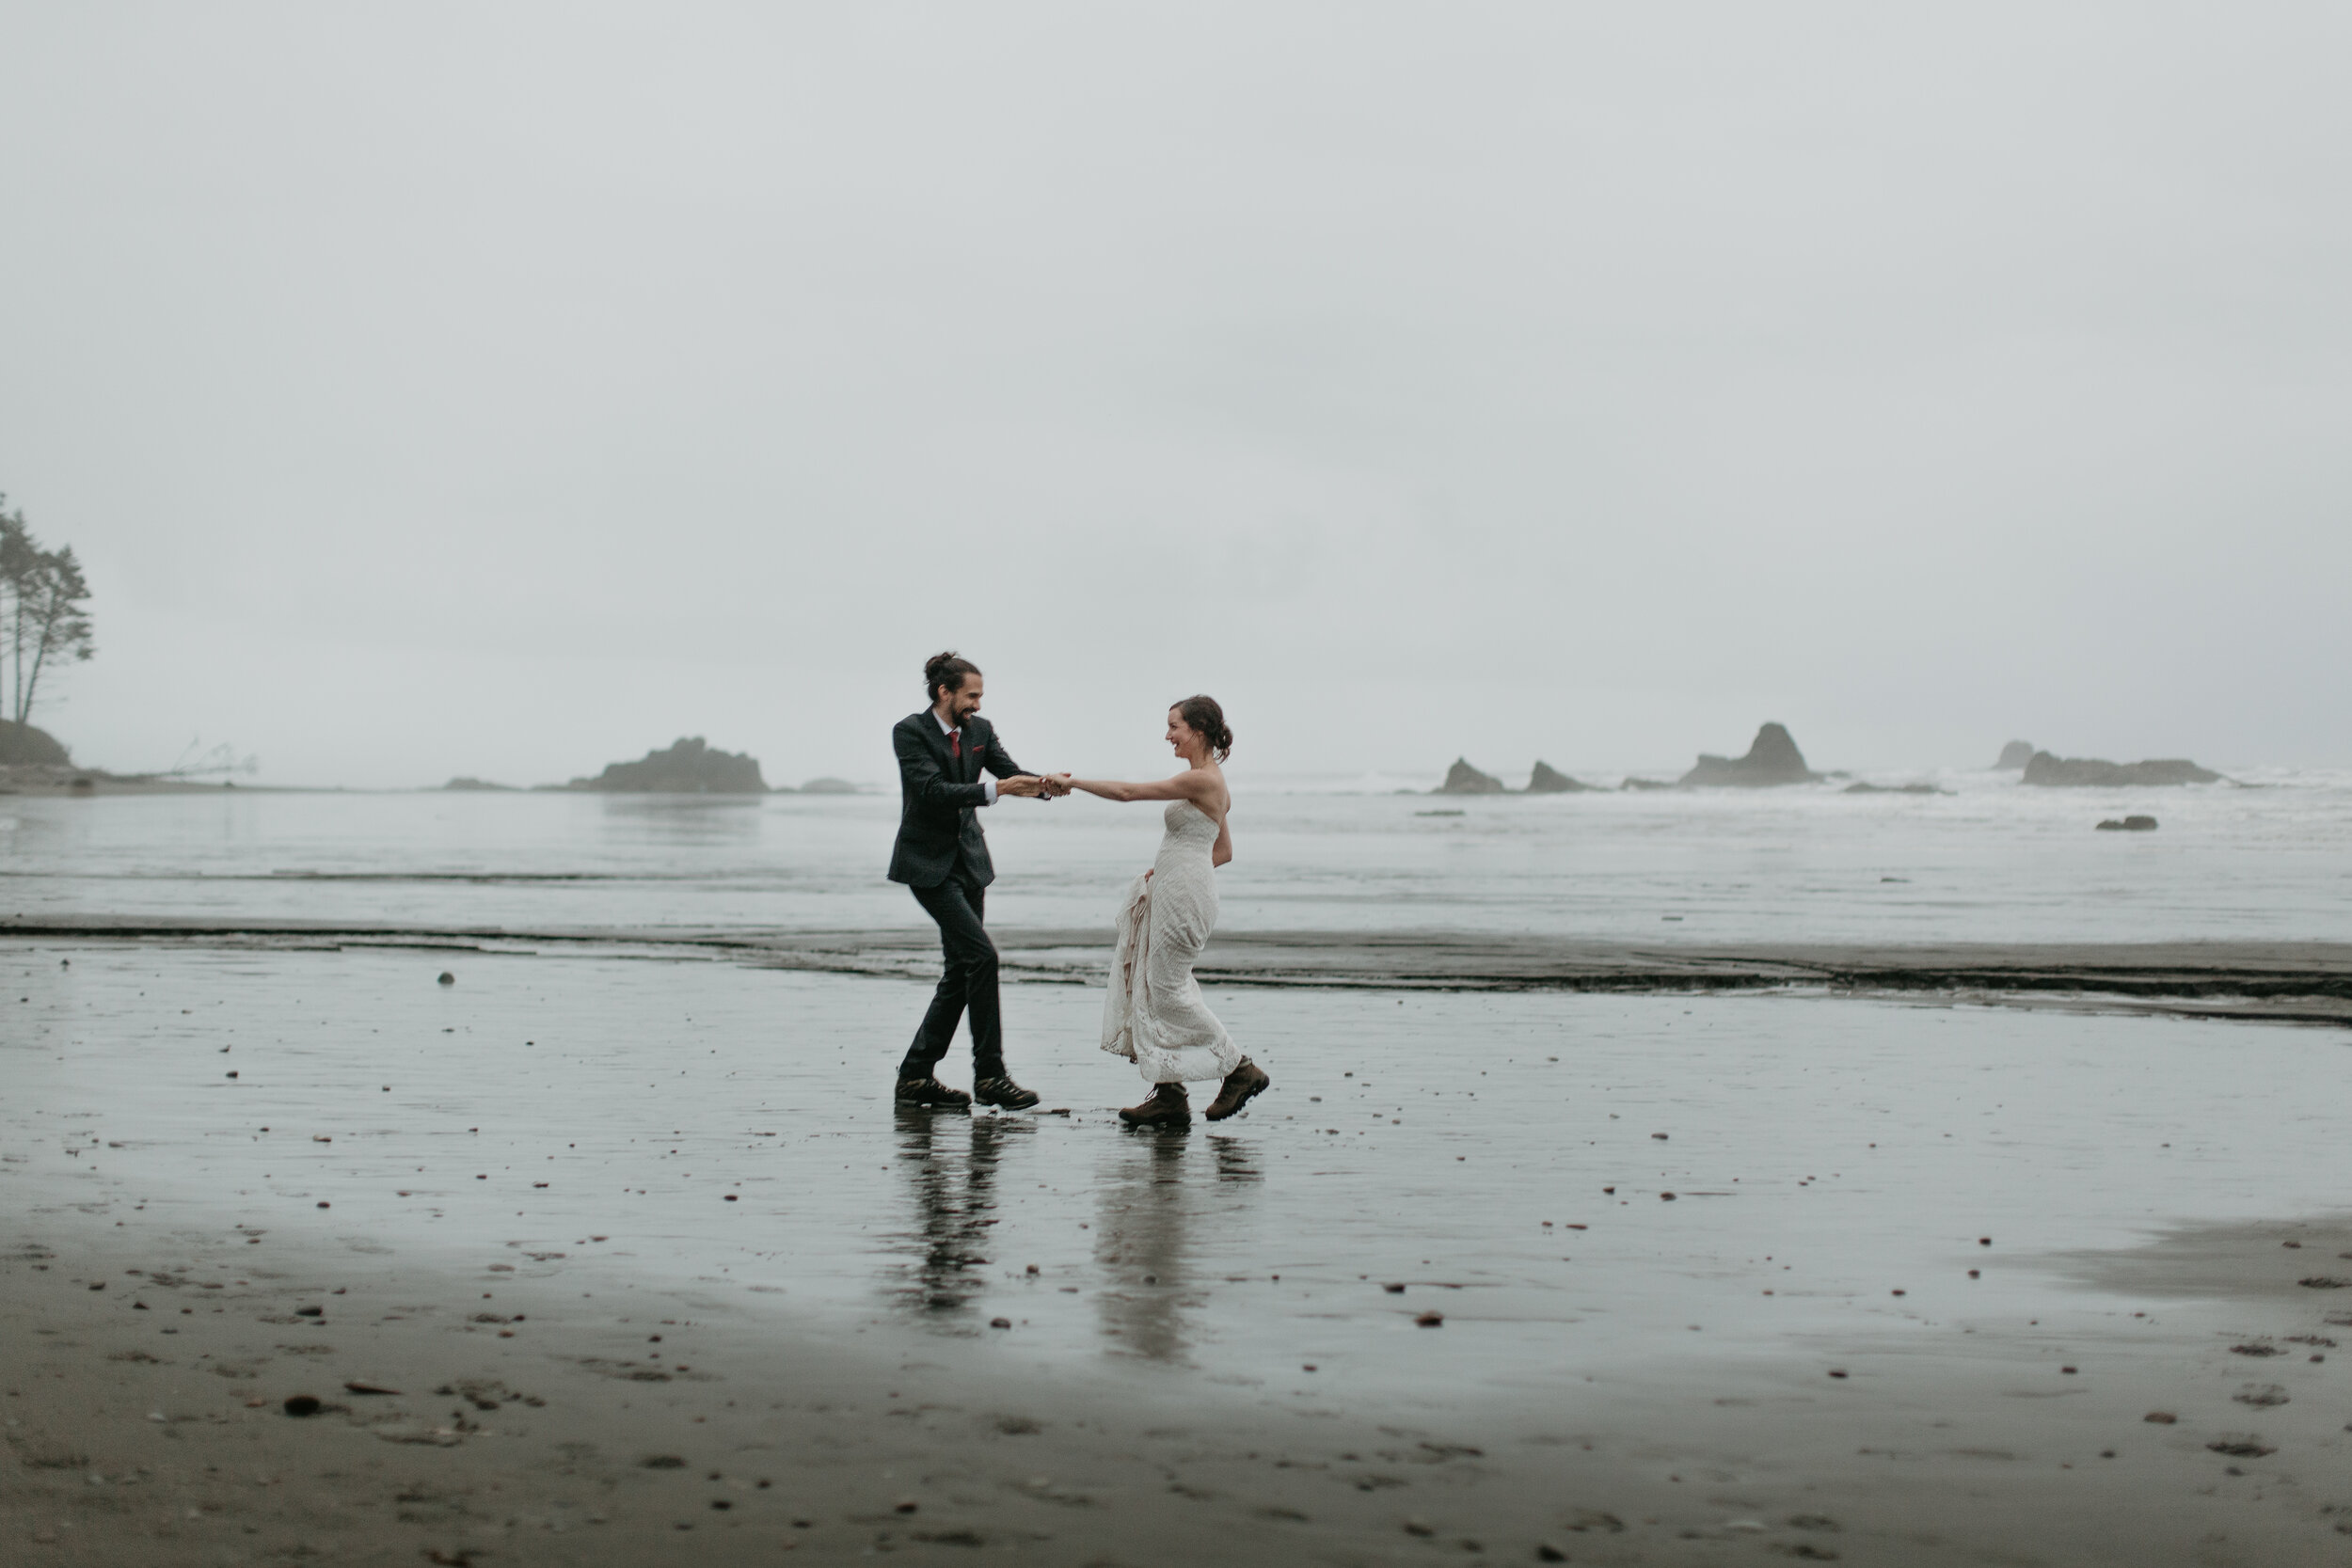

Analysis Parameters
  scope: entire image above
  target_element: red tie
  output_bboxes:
[949,729,961,760]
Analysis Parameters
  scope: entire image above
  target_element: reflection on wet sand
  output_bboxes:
[1093,1128,1262,1363]
[885,1108,1030,1323]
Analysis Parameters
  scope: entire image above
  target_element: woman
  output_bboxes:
[1057,695,1271,1127]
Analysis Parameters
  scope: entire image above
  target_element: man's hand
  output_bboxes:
[998,774,1045,799]
[1041,773,1073,798]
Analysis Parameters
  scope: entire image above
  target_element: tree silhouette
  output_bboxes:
[1,498,97,725]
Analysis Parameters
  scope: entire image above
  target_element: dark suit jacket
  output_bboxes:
[887,709,1026,888]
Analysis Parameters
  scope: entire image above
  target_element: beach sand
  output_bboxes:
[7,942,2352,1564]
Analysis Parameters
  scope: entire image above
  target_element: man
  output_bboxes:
[888,650,1063,1109]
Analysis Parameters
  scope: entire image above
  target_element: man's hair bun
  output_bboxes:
[925,651,980,701]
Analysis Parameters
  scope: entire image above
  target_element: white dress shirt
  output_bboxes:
[934,709,996,805]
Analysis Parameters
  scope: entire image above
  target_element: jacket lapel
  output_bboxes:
[916,710,971,783]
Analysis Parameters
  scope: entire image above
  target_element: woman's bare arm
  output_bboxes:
[1065,770,1219,805]
[1211,815,1233,867]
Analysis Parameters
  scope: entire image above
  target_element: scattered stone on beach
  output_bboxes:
[2145,1411,2178,1423]
[1677,722,1820,787]
[437,972,454,986]
[2231,1342,2285,1356]
[1826,1369,1848,1379]
[990,1318,1011,1329]
[343,1380,402,1396]
[282,1395,323,1417]
[2095,816,2159,832]
[2205,1438,2276,1458]
[2233,1385,2289,1406]
[2297,1277,2352,1289]
[1995,740,2036,769]
[1433,758,1506,795]
[2021,752,2223,787]
[1536,1546,1568,1563]
[1415,1311,1444,1327]
[640,1454,686,1468]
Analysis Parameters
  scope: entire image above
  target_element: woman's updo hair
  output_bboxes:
[924,650,980,703]
[1172,694,1232,762]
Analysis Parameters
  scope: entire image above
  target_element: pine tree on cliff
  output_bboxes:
[0,497,97,725]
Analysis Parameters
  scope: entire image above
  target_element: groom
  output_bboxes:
[889,651,1061,1110]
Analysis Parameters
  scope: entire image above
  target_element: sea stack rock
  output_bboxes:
[2021,752,2222,787]
[2096,815,2160,832]
[1995,740,2035,769]
[1525,761,1598,794]
[569,736,768,794]
[0,720,71,768]
[1434,758,1507,795]
[1677,723,1820,787]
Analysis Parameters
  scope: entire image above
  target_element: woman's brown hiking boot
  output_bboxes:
[1204,1057,1270,1121]
[1118,1083,1191,1127]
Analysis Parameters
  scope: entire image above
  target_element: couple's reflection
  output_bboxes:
[1091,1128,1261,1363]
[886,1110,1263,1358]
[886,1108,1026,1322]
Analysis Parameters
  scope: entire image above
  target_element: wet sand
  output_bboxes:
[8,942,2352,1564]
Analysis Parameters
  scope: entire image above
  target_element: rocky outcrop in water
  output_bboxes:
[1525,761,1599,794]
[1677,723,1820,787]
[441,777,516,791]
[0,720,70,768]
[796,777,858,795]
[1995,740,2035,769]
[2021,752,2222,787]
[1434,758,1507,795]
[2097,815,2160,832]
[569,736,768,794]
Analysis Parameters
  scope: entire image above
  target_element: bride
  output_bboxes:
[1056,695,1271,1127]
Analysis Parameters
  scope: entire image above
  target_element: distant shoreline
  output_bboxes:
[6,916,2345,1027]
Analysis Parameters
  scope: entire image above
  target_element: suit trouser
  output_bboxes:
[901,874,1003,1081]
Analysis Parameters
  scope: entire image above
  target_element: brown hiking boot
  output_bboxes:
[1118,1083,1191,1127]
[973,1076,1040,1111]
[1204,1057,1270,1121]
[895,1075,972,1109]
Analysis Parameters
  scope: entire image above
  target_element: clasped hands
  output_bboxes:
[1000,772,1074,800]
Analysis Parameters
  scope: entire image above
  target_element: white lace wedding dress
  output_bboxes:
[1101,800,1243,1085]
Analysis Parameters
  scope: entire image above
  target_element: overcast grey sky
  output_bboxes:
[3,3,2345,786]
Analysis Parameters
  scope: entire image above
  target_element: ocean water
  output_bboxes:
[2,768,2349,944]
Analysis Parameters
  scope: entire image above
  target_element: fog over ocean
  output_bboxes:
[6,768,2346,944]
